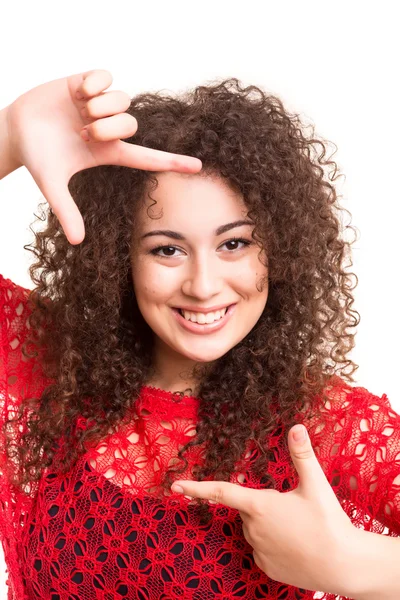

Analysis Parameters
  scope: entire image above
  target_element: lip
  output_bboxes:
[173,303,235,314]
[171,304,236,335]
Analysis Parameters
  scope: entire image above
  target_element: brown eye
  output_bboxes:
[220,238,252,252]
[150,245,183,257]
[226,240,241,250]
[161,247,176,256]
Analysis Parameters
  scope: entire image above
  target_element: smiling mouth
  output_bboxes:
[176,306,229,324]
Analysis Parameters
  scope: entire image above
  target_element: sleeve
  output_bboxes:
[0,273,34,599]
[0,273,33,385]
[307,378,400,537]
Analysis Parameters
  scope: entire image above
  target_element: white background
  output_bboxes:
[0,1,399,595]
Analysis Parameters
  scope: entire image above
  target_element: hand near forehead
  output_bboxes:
[5,69,202,245]
[171,425,362,597]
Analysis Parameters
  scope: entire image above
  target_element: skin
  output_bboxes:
[171,427,375,599]
[3,69,203,244]
[130,171,269,394]
[7,70,395,598]
[130,173,390,599]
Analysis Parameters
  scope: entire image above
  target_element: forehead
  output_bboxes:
[136,172,248,231]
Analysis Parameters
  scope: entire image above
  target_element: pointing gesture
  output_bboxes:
[5,69,202,245]
[171,425,362,597]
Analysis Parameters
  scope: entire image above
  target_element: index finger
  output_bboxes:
[115,140,203,173]
[171,480,254,516]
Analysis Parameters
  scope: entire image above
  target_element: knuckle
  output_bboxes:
[212,486,225,503]
[293,448,313,460]
[248,490,272,517]
[170,155,188,169]
[250,500,265,518]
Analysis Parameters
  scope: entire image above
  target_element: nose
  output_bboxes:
[181,252,223,300]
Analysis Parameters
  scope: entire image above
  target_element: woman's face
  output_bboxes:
[130,172,269,364]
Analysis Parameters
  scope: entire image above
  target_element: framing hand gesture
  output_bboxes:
[5,69,202,245]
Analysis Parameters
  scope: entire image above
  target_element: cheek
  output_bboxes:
[232,258,268,295]
[132,262,179,302]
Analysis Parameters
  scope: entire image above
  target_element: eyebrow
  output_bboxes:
[140,220,254,241]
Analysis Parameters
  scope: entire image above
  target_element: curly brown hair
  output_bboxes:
[5,77,360,525]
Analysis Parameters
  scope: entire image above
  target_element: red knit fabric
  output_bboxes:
[1,272,399,600]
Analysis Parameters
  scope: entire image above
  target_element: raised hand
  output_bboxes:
[5,69,202,244]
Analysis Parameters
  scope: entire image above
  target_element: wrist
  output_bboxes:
[346,528,400,600]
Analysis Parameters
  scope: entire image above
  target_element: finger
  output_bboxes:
[81,113,202,173]
[78,69,113,99]
[112,138,203,173]
[288,425,336,499]
[83,113,137,142]
[84,90,132,120]
[171,480,253,516]
[38,179,86,245]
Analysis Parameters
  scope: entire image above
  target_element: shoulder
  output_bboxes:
[305,375,399,462]
[1,275,35,362]
[303,375,397,444]
[319,375,395,419]
[0,274,36,417]
[0,272,32,297]
[0,273,33,329]
[306,375,393,416]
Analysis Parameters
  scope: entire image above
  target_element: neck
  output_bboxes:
[146,365,202,396]
[147,338,213,396]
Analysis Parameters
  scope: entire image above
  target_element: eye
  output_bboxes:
[149,237,252,258]
[219,238,252,251]
[149,245,184,258]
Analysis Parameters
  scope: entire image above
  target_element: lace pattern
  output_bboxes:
[1,273,399,600]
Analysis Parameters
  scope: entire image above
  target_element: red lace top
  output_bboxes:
[1,273,399,600]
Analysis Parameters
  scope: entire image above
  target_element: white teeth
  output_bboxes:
[205,312,215,324]
[181,308,228,324]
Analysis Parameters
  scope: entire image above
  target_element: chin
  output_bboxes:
[178,344,233,363]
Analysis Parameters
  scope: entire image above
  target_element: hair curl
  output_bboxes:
[5,77,360,525]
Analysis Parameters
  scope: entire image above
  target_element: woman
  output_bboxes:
[0,69,399,599]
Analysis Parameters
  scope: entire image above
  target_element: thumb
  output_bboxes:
[38,178,86,245]
[288,425,330,496]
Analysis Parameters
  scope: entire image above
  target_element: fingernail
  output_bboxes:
[171,485,184,494]
[293,425,307,443]
[81,128,90,142]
